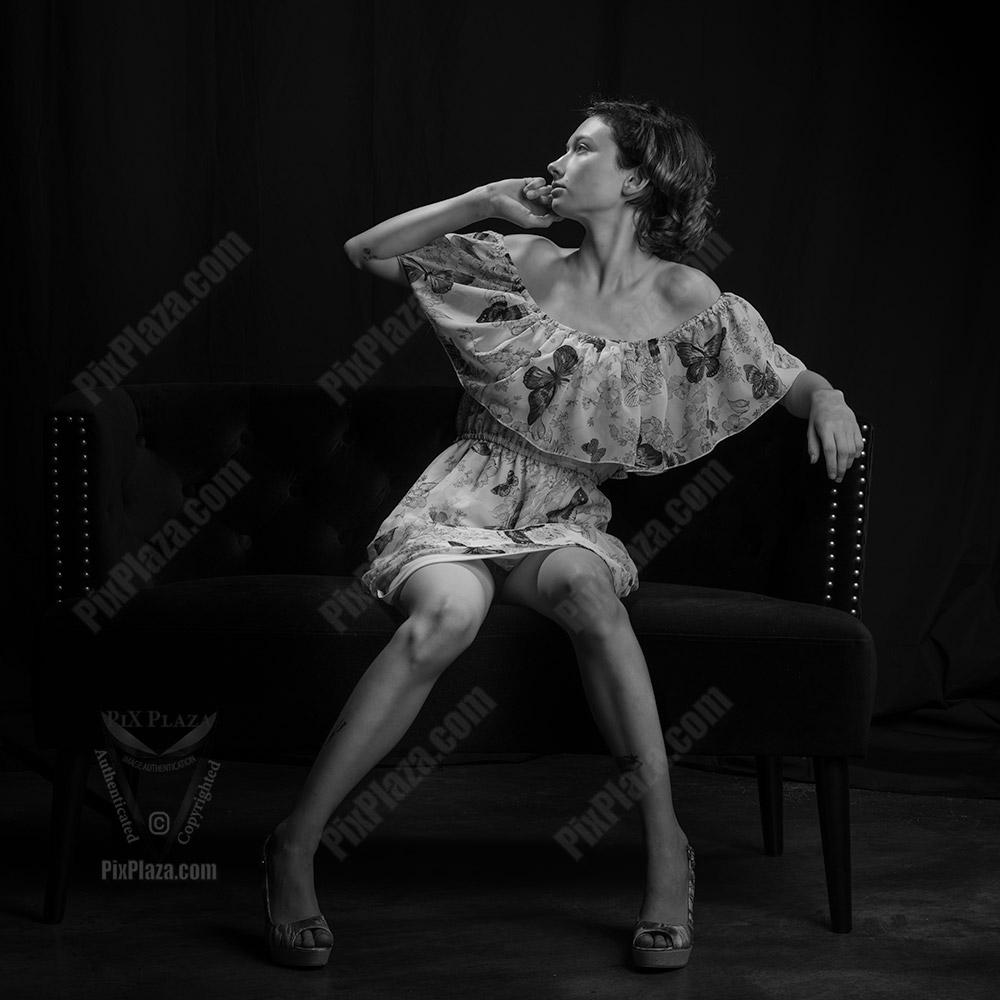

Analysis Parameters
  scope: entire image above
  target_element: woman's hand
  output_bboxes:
[807,388,865,482]
[485,177,564,229]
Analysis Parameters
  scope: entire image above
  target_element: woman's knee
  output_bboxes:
[407,593,484,660]
[538,551,627,639]
[395,563,493,672]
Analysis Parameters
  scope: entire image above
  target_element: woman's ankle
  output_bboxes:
[643,825,689,855]
[271,817,321,856]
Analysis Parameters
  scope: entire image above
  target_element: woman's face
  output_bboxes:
[547,116,633,216]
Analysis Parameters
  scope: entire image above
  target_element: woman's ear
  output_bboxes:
[622,172,649,196]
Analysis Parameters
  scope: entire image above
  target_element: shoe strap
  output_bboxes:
[632,843,696,949]
[632,920,692,950]
[267,914,332,948]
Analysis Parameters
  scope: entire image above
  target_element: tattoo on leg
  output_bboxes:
[361,246,373,260]
[615,754,643,773]
[323,717,346,747]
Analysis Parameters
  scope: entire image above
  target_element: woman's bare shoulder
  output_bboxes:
[657,261,723,314]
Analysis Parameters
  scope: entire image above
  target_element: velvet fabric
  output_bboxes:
[33,382,876,763]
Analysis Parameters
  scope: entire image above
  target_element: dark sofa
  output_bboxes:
[33,381,876,928]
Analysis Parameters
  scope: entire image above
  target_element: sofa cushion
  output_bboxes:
[34,574,874,759]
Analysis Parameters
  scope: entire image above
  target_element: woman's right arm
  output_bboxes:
[342,179,560,286]
[342,186,490,286]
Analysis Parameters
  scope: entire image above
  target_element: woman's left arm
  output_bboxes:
[781,370,864,483]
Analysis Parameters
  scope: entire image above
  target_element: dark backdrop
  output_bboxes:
[3,1,997,794]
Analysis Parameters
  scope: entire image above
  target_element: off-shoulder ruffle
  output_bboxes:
[397,230,808,476]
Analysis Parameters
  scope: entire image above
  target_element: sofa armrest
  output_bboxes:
[43,389,149,606]
[774,420,875,618]
[604,407,875,619]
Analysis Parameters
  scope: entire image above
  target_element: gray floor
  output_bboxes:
[2,750,998,1000]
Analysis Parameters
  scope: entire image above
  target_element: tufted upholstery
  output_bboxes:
[33,382,876,928]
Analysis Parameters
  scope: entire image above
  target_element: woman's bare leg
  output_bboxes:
[267,559,495,947]
[499,547,689,949]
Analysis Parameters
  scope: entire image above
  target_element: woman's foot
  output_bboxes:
[634,833,691,949]
[265,820,333,950]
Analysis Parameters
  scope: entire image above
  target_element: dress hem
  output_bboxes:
[373,546,570,605]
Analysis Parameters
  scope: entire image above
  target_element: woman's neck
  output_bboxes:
[565,210,663,295]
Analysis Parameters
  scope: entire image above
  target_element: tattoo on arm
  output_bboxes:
[361,247,373,260]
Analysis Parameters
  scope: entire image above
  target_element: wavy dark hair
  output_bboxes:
[581,96,718,262]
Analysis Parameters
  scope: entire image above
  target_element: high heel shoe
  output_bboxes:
[631,842,695,970]
[260,832,333,968]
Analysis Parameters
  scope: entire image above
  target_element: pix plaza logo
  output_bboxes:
[96,709,222,860]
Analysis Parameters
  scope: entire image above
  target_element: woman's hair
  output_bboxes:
[582,96,717,261]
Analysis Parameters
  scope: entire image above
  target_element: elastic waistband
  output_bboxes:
[453,429,608,484]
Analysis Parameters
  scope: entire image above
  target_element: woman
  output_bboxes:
[261,98,864,971]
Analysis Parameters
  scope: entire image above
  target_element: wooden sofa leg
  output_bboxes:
[755,754,783,856]
[44,749,89,924]
[813,755,852,933]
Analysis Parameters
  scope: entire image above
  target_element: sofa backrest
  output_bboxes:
[45,382,872,614]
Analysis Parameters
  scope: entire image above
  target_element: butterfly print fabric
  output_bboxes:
[360,230,807,606]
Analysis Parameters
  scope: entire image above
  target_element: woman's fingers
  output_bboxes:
[807,422,821,465]
[524,178,553,202]
[809,421,844,481]
[521,207,562,228]
[524,181,553,201]
[807,394,864,482]
[820,425,859,481]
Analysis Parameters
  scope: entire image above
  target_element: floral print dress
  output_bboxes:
[359,230,807,607]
